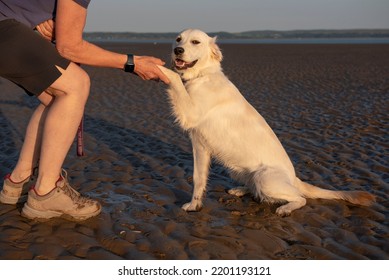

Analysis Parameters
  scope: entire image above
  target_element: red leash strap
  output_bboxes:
[77,116,84,156]
[75,62,85,157]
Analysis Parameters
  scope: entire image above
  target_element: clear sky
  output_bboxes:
[84,0,389,33]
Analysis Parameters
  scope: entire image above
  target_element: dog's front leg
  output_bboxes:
[157,66,198,129]
[182,134,211,211]
[157,65,185,90]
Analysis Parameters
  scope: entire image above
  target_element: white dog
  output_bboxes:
[158,29,375,216]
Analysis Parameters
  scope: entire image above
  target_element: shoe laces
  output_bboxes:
[59,169,91,205]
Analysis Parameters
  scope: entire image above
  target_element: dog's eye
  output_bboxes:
[191,40,201,45]
[176,37,182,43]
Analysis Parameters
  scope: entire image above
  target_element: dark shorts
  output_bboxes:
[0,19,70,96]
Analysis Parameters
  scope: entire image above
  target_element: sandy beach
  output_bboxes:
[0,43,388,259]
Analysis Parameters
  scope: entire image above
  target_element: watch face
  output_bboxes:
[125,63,135,73]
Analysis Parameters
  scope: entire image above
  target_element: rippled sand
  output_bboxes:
[0,43,388,259]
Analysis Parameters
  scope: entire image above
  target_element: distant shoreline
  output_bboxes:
[84,29,389,41]
[84,29,389,44]
[88,38,389,45]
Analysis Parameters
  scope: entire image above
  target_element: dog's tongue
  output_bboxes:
[175,59,186,67]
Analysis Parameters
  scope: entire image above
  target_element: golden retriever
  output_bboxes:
[158,29,375,216]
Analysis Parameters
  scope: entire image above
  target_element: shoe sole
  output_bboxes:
[21,203,102,221]
[0,191,27,205]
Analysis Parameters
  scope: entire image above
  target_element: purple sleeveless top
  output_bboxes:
[0,0,90,29]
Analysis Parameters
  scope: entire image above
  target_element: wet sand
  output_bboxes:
[0,43,388,259]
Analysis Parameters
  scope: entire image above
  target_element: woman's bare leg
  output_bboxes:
[10,93,53,182]
[34,62,90,195]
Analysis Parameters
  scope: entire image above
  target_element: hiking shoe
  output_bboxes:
[21,170,101,221]
[0,173,36,204]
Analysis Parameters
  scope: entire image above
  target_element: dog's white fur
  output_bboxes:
[158,29,375,216]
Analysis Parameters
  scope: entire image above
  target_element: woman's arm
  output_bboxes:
[54,0,169,83]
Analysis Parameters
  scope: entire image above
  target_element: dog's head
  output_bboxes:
[172,29,223,80]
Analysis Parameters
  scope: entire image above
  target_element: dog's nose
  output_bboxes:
[174,47,185,55]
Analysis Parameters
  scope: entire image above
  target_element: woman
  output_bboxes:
[0,0,169,220]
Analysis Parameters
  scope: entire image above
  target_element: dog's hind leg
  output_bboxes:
[253,168,306,216]
[275,198,306,216]
[182,135,211,212]
[228,186,251,197]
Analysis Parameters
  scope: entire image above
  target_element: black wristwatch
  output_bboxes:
[124,54,135,73]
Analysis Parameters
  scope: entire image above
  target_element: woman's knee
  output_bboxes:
[73,65,91,95]
[48,62,90,100]
[62,63,90,98]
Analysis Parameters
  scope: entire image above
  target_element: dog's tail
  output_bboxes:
[295,178,375,206]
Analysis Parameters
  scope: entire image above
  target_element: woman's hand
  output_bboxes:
[36,19,55,41]
[134,56,170,84]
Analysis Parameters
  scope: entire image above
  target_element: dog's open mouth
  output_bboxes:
[174,58,198,70]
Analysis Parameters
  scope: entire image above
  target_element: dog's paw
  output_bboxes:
[228,186,250,197]
[275,205,292,217]
[182,201,202,212]
[157,65,181,83]
[275,199,305,217]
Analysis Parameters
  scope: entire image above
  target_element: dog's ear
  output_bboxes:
[210,36,223,62]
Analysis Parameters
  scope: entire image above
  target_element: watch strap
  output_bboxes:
[124,54,135,73]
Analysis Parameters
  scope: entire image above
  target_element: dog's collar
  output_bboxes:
[181,76,199,86]
[180,72,204,85]
[181,76,190,84]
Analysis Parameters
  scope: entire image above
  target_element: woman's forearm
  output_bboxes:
[57,39,127,69]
